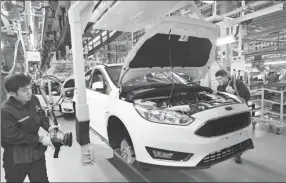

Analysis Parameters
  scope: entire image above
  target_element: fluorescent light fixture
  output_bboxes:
[201,1,215,4]
[245,60,286,66]
[1,42,4,49]
[216,35,236,46]
[265,61,286,65]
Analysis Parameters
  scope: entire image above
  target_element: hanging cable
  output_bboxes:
[167,29,175,106]
[1,22,28,75]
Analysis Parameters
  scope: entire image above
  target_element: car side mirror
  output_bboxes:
[92,81,104,91]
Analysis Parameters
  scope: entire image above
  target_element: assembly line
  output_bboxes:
[1,0,286,182]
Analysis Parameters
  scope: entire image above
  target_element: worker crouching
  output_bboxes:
[215,70,251,164]
[1,74,55,182]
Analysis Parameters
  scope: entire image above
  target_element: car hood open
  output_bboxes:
[118,16,220,89]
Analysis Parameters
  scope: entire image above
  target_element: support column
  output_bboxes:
[69,1,114,165]
[223,43,231,73]
[69,3,90,146]
[115,45,117,63]
[61,7,66,26]
[58,15,62,32]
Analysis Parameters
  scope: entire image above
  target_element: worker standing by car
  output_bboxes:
[1,74,55,182]
[215,69,251,164]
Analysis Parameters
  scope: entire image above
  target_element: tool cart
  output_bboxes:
[253,83,286,135]
[248,88,263,128]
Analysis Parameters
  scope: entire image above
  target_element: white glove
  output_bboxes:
[226,86,235,94]
[40,135,55,150]
[48,125,62,133]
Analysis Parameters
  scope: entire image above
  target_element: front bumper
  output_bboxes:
[124,104,254,168]
[133,125,253,168]
[113,103,254,168]
[138,138,254,170]
[60,101,74,114]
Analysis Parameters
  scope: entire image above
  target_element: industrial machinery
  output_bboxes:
[39,75,73,158]
[1,1,29,75]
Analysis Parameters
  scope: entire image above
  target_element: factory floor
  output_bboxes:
[1,116,286,182]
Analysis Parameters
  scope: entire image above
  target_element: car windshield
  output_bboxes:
[105,65,191,87]
[105,65,123,86]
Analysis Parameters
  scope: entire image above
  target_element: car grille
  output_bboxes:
[197,139,254,167]
[195,112,251,137]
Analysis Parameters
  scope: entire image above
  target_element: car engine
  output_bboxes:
[134,91,239,116]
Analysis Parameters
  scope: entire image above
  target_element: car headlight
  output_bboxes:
[134,104,194,126]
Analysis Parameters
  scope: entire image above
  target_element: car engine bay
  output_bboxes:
[133,91,239,116]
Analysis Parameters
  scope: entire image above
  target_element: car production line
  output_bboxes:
[2,115,286,182]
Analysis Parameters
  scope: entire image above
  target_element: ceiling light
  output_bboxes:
[201,1,215,4]
[245,60,286,66]
[265,60,286,65]
[216,35,236,46]
[1,42,4,49]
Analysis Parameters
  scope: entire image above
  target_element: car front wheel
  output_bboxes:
[120,138,136,164]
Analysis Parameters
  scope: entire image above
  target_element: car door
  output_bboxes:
[84,68,94,111]
[86,68,111,138]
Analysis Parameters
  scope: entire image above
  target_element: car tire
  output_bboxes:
[120,138,136,165]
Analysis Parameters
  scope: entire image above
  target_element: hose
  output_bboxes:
[39,75,75,109]
[39,75,75,125]
[1,23,28,75]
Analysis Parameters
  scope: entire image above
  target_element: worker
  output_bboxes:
[215,69,250,164]
[1,74,56,182]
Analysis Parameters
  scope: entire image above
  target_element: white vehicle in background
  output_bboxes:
[36,78,75,118]
[72,16,254,169]
[59,77,75,117]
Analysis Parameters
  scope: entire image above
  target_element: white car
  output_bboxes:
[59,77,75,117]
[73,16,254,168]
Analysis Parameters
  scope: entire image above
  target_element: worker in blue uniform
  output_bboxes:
[215,70,250,164]
[1,74,55,182]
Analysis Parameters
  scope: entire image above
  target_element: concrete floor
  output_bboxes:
[1,116,286,182]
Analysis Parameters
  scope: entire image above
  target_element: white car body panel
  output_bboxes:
[72,15,253,168]
[119,16,220,85]
[107,102,251,167]
[74,64,252,167]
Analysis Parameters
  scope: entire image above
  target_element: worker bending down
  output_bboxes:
[1,74,56,182]
[215,70,250,164]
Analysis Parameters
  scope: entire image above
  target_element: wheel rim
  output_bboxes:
[120,139,135,164]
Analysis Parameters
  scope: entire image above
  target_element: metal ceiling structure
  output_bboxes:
[1,1,47,72]
[2,1,286,70]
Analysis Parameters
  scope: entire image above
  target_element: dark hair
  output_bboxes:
[4,74,31,93]
[215,70,228,77]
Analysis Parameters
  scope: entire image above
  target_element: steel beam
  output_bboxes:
[220,1,271,18]
[243,39,286,43]
[246,17,286,30]
[216,3,284,28]
[83,30,104,47]
[248,9,286,25]
[245,23,286,39]
[87,31,123,56]
[244,47,286,57]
